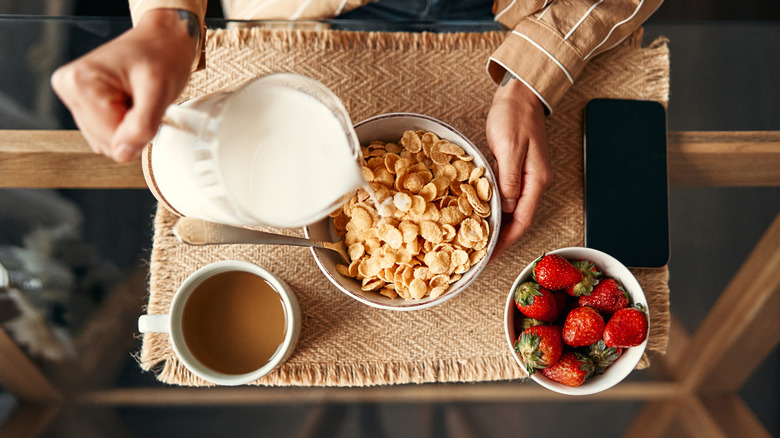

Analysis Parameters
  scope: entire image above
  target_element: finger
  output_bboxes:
[489,175,547,262]
[513,172,548,233]
[110,69,169,162]
[52,64,128,157]
[490,212,526,262]
[493,140,528,214]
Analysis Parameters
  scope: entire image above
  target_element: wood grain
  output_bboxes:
[2,130,779,188]
[0,130,145,188]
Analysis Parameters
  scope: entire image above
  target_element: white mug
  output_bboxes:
[138,260,301,386]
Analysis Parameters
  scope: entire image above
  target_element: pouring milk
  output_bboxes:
[142,73,367,228]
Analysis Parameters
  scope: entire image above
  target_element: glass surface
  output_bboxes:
[0,15,778,438]
[0,15,504,132]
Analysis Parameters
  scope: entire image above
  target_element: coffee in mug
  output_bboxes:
[182,270,287,375]
[138,261,300,385]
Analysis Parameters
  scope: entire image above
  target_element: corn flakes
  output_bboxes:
[333,130,493,300]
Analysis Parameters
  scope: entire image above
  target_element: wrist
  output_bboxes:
[137,9,202,68]
[495,71,547,116]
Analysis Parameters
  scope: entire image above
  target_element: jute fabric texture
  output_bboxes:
[140,27,671,387]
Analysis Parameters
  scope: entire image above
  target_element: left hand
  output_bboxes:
[486,75,552,260]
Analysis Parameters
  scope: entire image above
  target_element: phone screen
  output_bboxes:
[584,98,669,268]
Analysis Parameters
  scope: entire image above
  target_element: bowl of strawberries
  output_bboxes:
[504,247,649,395]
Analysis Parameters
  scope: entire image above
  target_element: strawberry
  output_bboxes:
[603,304,649,348]
[533,254,583,290]
[519,317,545,331]
[588,339,623,370]
[562,306,605,347]
[579,278,629,315]
[514,282,558,323]
[541,351,595,387]
[564,260,602,297]
[514,325,563,375]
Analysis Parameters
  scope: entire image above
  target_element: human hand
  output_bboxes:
[51,9,200,162]
[486,74,552,259]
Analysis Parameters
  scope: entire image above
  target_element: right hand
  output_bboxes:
[486,74,552,260]
[51,9,199,162]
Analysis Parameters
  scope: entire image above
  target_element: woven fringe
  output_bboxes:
[206,27,508,53]
[631,267,671,369]
[642,38,671,108]
[145,352,525,387]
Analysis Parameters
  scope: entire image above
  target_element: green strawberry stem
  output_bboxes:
[569,260,601,296]
[514,281,542,307]
[515,333,545,375]
[588,339,622,371]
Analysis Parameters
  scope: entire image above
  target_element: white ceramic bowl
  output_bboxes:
[304,113,501,310]
[504,247,649,395]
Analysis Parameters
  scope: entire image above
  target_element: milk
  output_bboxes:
[218,80,365,227]
[144,74,366,228]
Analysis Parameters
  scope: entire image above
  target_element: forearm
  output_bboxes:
[489,0,664,113]
[129,0,207,70]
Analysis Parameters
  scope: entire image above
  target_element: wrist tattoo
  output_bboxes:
[500,71,516,87]
[177,10,201,40]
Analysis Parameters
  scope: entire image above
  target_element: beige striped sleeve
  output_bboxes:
[128,0,208,71]
[488,0,664,113]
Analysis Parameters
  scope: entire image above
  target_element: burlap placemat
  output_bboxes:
[139,27,670,387]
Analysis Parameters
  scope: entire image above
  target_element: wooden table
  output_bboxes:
[1,129,778,438]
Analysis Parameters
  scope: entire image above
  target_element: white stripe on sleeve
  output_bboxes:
[512,31,574,84]
[536,0,556,20]
[584,0,644,59]
[335,0,350,16]
[564,0,604,40]
[289,0,316,20]
[494,0,518,22]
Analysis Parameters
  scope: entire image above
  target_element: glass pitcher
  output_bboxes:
[142,73,365,228]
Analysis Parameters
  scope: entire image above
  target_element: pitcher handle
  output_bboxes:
[161,104,210,137]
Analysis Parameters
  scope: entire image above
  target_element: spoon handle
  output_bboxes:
[174,217,329,249]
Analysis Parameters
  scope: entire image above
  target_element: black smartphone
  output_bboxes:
[583,98,670,268]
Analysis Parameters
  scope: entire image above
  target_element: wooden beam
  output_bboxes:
[677,396,729,438]
[621,399,682,438]
[0,130,145,188]
[674,212,780,394]
[648,315,690,381]
[700,395,772,438]
[2,130,780,188]
[76,381,679,406]
[0,403,59,438]
[703,276,780,392]
[0,328,61,403]
[667,131,780,187]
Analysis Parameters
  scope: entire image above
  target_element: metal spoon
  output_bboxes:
[173,217,349,263]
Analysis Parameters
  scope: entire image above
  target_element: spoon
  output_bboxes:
[173,217,350,263]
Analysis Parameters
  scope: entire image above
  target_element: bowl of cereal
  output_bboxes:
[304,113,501,310]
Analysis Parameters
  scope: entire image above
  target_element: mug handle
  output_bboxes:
[138,314,169,333]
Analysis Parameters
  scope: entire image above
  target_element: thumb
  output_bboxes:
[110,76,168,162]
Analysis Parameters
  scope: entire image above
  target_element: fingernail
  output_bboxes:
[113,143,136,162]
[502,198,517,213]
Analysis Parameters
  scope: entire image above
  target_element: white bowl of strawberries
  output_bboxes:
[504,247,649,395]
